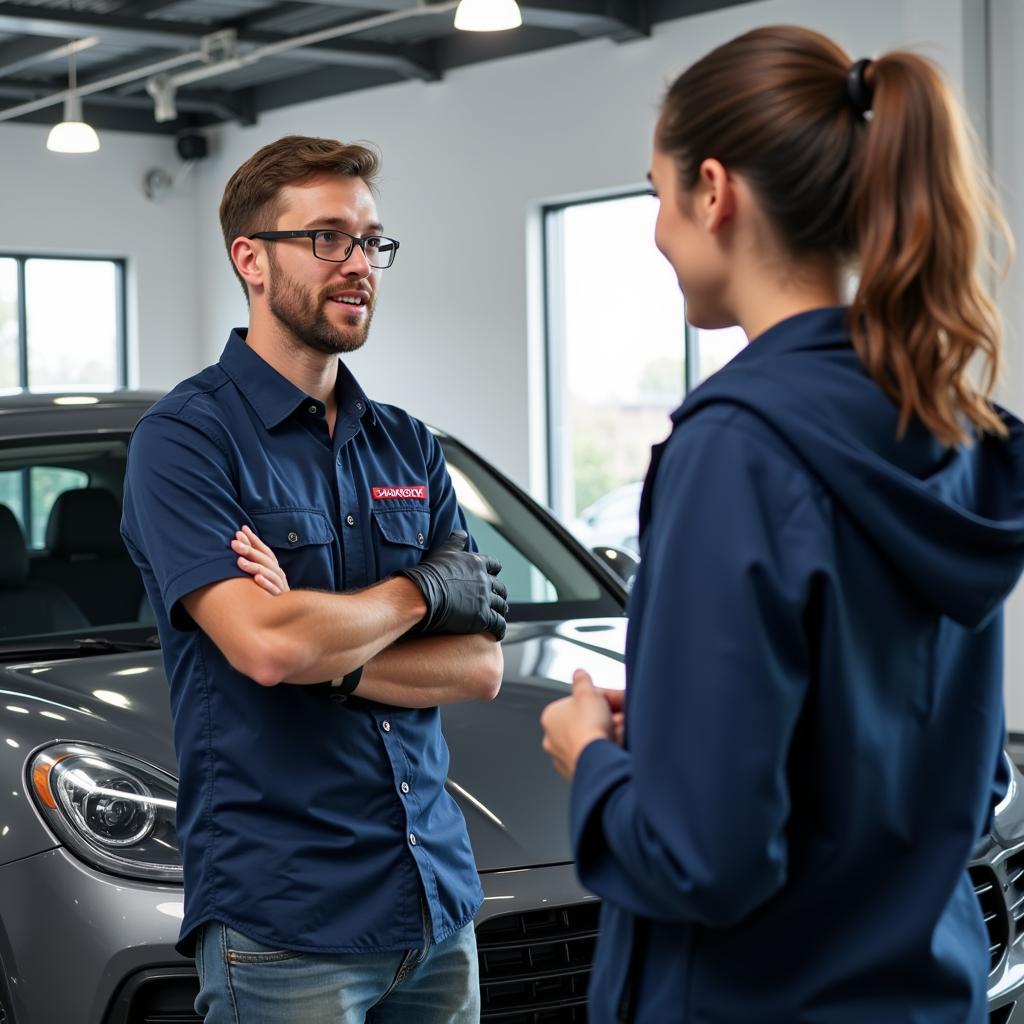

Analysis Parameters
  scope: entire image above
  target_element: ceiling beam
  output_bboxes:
[113,0,195,15]
[434,23,591,70]
[272,0,419,8]
[249,62,399,115]
[0,5,203,50]
[228,32,438,80]
[1,101,206,133]
[649,0,752,19]
[0,4,438,79]
[0,35,76,79]
[0,77,243,121]
[520,0,649,39]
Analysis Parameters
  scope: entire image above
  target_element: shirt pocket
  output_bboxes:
[372,508,430,577]
[248,508,336,591]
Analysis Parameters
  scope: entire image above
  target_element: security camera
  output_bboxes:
[176,132,208,162]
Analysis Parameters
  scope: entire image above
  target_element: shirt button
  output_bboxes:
[308,404,318,415]
[400,782,410,794]
[409,833,417,846]
[355,401,364,412]
[416,532,425,545]
[287,531,299,543]
[346,515,356,527]
[381,720,391,733]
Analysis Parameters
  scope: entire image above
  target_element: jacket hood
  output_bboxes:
[676,307,1024,628]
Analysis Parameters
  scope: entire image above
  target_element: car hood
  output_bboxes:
[0,618,626,872]
[443,617,626,871]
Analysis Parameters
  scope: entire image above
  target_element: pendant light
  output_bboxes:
[47,46,100,154]
[454,0,523,31]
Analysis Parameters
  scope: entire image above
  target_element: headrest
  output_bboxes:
[0,505,28,584]
[45,488,124,557]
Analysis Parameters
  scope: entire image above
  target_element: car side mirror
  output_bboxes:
[591,545,639,590]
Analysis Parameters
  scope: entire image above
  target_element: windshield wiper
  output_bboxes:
[72,636,161,653]
[0,636,161,660]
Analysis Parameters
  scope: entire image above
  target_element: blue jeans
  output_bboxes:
[193,914,480,1024]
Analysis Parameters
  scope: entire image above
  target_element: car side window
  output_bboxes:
[460,507,558,604]
[30,467,88,548]
[0,466,88,548]
[441,443,615,613]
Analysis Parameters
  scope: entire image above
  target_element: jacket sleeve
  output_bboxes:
[570,410,829,928]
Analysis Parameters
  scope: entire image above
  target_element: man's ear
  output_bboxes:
[230,236,266,294]
[696,158,735,234]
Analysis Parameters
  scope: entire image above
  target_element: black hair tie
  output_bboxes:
[845,58,874,117]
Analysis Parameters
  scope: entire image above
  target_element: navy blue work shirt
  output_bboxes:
[121,330,484,956]
[570,308,1024,1022]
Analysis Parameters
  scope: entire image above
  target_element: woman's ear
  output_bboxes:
[696,158,736,233]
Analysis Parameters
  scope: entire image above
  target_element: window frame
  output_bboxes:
[1,252,128,391]
[541,190,695,515]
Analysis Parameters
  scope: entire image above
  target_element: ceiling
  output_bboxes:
[0,0,749,136]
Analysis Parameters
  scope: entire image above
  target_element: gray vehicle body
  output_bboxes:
[0,392,1020,1023]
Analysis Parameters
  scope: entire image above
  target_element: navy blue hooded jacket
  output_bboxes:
[570,307,1024,1023]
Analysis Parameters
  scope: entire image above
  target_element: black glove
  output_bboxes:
[397,530,509,640]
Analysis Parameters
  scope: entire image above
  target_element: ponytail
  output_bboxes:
[658,26,1011,447]
[850,53,1010,445]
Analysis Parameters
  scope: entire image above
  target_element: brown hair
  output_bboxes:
[219,135,381,298]
[657,25,1011,446]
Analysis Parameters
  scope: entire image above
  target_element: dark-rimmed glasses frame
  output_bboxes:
[250,230,400,269]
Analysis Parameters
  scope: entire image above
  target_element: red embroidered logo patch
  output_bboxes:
[371,485,428,501]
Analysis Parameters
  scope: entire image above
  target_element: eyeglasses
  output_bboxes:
[250,229,400,269]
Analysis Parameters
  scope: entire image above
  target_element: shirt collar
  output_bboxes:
[219,329,376,429]
[334,358,377,427]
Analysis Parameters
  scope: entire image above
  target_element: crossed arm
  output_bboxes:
[180,525,503,707]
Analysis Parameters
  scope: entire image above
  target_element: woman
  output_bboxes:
[539,25,1024,1023]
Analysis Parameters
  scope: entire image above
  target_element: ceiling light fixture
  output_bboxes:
[46,45,100,154]
[454,0,523,31]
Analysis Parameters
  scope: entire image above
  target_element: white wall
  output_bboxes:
[194,0,973,489]
[990,0,1024,730]
[0,122,202,389]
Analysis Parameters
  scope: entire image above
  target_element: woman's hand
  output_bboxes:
[540,669,617,780]
[231,525,290,596]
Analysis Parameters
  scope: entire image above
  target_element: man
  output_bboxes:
[121,135,507,1024]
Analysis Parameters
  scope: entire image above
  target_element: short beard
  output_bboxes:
[266,252,374,355]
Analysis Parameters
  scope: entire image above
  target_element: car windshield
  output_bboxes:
[0,431,622,648]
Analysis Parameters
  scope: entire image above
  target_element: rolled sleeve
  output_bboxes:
[122,411,249,629]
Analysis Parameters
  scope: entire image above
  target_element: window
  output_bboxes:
[690,324,748,387]
[544,195,749,556]
[544,193,685,553]
[0,255,126,392]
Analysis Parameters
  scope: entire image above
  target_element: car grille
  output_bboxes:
[1005,850,1024,937]
[990,1003,1016,1024]
[972,864,1011,972]
[103,969,202,1024]
[476,901,600,1022]
[107,904,602,1024]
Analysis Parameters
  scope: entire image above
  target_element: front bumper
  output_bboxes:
[0,846,186,1024]
[0,850,593,1024]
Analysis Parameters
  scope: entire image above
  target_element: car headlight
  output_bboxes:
[28,743,182,883]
